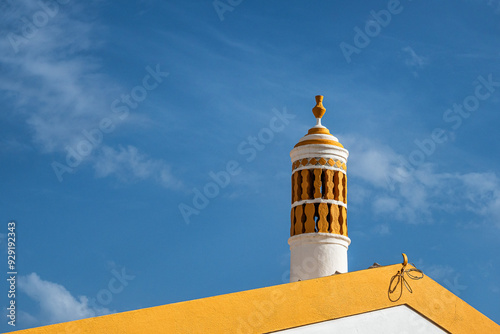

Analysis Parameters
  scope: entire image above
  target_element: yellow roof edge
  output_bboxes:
[13,263,499,334]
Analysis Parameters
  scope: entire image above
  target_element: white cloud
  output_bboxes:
[372,223,390,235]
[17,310,39,328]
[345,136,432,223]
[402,46,427,68]
[345,135,500,227]
[347,140,397,188]
[461,172,500,227]
[93,145,182,189]
[0,139,33,152]
[423,264,456,281]
[18,273,111,326]
[372,196,400,215]
[402,46,428,77]
[0,1,114,153]
[413,260,468,296]
[0,2,181,189]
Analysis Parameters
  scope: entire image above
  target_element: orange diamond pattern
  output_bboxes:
[292,158,346,171]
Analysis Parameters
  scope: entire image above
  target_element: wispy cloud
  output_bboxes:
[372,223,391,235]
[0,2,180,188]
[0,1,114,153]
[423,264,456,281]
[402,46,428,77]
[345,136,432,223]
[93,145,182,189]
[461,172,500,227]
[18,273,112,327]
[0,139,33,153]
[416,261,468,296]
[0,1,112,152]
[345,135,500,227]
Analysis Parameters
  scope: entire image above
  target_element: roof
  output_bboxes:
[12,263,500,333]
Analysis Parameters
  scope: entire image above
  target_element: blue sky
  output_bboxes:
[1,0,500,331]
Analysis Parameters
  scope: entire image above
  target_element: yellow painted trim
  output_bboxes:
[12,264,499,334]
[294,139,344,148]
[307,127,331,135]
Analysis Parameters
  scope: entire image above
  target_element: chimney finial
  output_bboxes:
[312,95,326,119]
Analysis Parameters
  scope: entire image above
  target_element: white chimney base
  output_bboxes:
[288,233,351,282]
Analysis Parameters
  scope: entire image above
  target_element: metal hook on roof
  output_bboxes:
[402,253,408,267]
[388,253,424,302]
